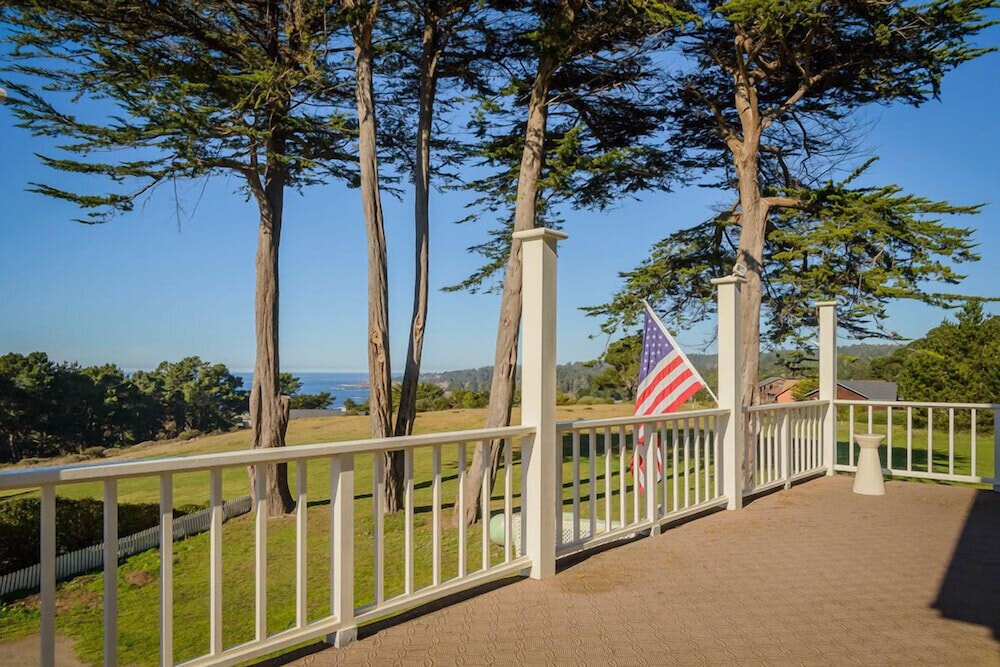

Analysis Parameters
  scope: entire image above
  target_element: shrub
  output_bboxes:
[0,498,187,575]
[178,429,202,441]
[555,392,575,406]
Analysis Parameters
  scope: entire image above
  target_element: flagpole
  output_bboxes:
[641,301,720,405]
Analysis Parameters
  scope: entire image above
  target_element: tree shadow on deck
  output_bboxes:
[933,489,1000,639]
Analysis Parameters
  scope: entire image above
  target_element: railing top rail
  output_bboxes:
[833,399,996,410]
[744,399,827,413]
[556,407,729,431]
[0,424,536,492]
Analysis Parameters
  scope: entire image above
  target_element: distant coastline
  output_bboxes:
[235,372,372,408]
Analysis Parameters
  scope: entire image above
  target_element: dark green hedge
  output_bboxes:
[0,497,188,575]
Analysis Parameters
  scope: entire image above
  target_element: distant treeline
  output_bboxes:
[420,344,906,404]
[0,353,332,464]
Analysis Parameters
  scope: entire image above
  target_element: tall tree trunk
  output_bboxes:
[729,64,766,489]
[458,55,557,527]
[347,2,400,511]
[248,155,295,516]
[395,21,440,438]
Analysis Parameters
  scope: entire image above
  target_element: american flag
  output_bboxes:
[632,303,710,492]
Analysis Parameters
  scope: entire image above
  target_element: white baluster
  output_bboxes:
[948,408,955,477]
[572,430,581,543]
[432,445,441,586]
[372,455,384,604]
[457,443,466,578]
[296,461,308,628]
[588,429,596,540]
[405,449,415,594]
[504,440,513,562]
[907,406,913,471]
[104,479,118,666]
[161,473,175,663]
[40,484,56,667]
[481,440,491,571]
[209,468,223,656]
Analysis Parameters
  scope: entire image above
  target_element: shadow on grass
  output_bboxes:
[835,440,969,475]
[933,489,1000,639]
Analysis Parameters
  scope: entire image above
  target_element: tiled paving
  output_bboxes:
[268,476,1000,666]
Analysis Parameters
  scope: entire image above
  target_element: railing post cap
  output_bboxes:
[710,275,746,286]
[512,228,569,243]
[814,300,838,308]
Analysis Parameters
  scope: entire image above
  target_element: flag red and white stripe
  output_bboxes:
[632,303,713,492]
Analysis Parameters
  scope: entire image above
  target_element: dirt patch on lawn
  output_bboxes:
[0,634,85,667]
[124,570,154,587]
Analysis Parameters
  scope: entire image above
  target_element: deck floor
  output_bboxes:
[266,475,1000,666]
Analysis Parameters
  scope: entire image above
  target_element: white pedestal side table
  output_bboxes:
[853,433,886,496]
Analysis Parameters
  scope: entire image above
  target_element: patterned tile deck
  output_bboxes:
[265,476,1000,666]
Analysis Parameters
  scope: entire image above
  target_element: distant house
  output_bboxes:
[774,385,800,404]
[759,377,799,403]
[804,380,898,402]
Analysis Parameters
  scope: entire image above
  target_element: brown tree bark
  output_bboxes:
[248,136,295,516]
[728,49,767,489]
[458,54,558,526]
[345,0,401,511]
[394,19,440,439]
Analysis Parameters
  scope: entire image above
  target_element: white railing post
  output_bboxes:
[329,453,356,647]
[817,301,838,476]
[515,227,567,580]
[781,409,791,489]
[712,275,745,510]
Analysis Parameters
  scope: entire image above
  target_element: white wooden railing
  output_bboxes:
[554,408,729,555]
[0,425,534,667]
[834,400,998,487]
[744,401,828,495]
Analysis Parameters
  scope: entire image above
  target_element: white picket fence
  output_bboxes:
[0,496,252,597]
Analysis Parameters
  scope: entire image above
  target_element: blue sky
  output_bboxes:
[1,27,998,373]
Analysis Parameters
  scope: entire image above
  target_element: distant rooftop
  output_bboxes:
[840,380,899,401]
[806,380,898,401]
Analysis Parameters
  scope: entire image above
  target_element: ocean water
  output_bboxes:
[235,372,371,408]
